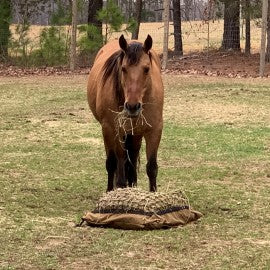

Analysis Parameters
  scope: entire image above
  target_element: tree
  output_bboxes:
[221,0,240,50]
[0,0,11,59]
[172,0,183,55]
[50,0,72,25]
[162,0,170,70]
[70,0,78,70]
[266,0,270,62]
[88,0,103,37]
[260,0,268,75]
[132,0,142,39]
[245,0,251,54]
[98,0,136,44]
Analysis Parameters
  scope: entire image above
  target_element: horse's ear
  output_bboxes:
[143,35,152,53]
[119,34,128,53]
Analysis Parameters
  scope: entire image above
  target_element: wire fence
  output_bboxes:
[6,20,262,54]
[116,20,261,54]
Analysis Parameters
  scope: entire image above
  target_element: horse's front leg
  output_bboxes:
[102,124,117,192]
[144,130,162,192]
[116,145,127,188]
[105,150,117,192]
[125,135,142,188]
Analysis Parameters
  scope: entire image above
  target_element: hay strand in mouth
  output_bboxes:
[109,108,152,140]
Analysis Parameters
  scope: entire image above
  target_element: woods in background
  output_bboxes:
[0,0,267,67]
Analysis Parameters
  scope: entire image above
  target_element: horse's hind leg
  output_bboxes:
[125,135,142,187]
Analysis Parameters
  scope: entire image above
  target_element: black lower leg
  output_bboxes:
[106,151,117,191]
[116,154,127,188]
[126,161,137,187]
[146,155,158,192]
[125,135,140,188]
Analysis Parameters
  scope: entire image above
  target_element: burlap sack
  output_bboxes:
[80,188,202,230]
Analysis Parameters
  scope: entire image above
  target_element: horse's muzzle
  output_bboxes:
[124,102,142,118]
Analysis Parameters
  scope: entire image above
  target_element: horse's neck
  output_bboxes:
[116,71,125,107]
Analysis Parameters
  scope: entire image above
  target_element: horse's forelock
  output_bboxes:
[125,42,144,65]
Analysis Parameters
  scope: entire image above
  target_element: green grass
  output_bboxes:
[0,75,269,269]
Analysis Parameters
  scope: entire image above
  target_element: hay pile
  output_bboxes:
[94,188,189,215]
[80,188,202,230]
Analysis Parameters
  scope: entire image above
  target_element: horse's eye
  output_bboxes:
[122,67,127,74]
[144,67,150,74]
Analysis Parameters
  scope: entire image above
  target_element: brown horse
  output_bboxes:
[87,35,164,192]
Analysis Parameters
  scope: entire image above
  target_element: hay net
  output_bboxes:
[93,188,189,216]
[80,188,202,230]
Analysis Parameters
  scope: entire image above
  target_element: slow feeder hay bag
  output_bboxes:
[81,188,202,230]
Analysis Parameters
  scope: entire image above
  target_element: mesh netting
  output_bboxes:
[93,188,189,216]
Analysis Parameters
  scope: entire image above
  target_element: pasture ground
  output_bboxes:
[0,74,270,269]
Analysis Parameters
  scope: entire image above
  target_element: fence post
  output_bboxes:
[70,0,78,71]
[162,0,170,70]
[207,0,210,58]
[260,0,268,77]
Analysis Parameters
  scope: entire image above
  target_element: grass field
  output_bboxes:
[0,74,270,269]
[10,20,262,54]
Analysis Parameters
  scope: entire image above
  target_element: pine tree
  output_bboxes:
[0,0,11,59]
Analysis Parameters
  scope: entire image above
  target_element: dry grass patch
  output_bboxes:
[163,75,270,126]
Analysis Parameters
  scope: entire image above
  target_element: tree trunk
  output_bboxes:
[70,0,77,71]
[128,0,133,21]
[162,0,170,70]
[173,0,183,55]
[221,0,240,50]
[132,0,142,39]
[0,0,11,59]
[88,0,103,37]
[265,0,270,62]
[260,0,268,76]
[245,0,251,54]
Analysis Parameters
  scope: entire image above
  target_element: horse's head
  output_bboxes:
[119,35,152,118]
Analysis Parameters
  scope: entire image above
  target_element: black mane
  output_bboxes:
[102,42,151,105]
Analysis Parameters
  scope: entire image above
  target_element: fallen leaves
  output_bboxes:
[1,50,270,78]
[0,64,89,77]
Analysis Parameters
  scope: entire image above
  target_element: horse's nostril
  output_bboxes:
[124,103,142,114]
[135,103,141,110]
[124,103,131,111]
